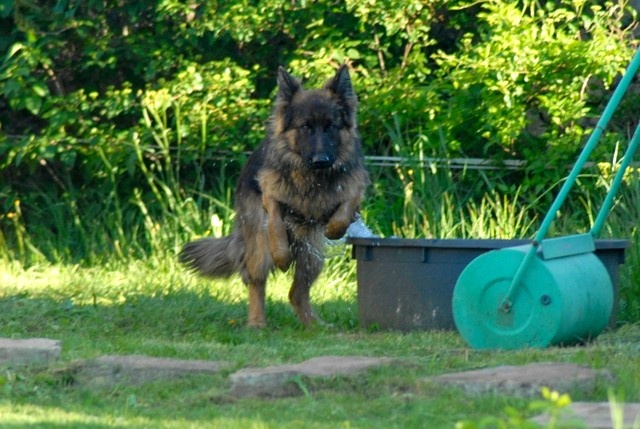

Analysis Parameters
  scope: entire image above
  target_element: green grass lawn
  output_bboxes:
[1,256,639,428]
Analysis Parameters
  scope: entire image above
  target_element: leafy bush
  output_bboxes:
[0,0,638,265]
[433,1,636,173]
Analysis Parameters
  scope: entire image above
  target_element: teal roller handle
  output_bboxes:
[500,46,640,312]
[591,121,640,236]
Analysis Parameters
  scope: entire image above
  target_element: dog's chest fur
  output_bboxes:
[262,165,354,222]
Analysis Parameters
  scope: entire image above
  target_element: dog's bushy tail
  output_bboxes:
[179,232,243,278]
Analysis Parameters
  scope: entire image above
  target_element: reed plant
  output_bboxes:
[363,120,539,240]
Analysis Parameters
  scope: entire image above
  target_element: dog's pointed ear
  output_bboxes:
[325,65,358,127]
[276,66,301,103]
[325,65,355,100]
[273,67,301,134]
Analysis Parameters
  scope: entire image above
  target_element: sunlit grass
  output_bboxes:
[0,404,157,428]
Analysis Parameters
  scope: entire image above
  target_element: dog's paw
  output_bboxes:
[294,308,333,329]
[247,318,267,329]
[294,305,324,327]
[325,220,349,240]
[271,247,292,271]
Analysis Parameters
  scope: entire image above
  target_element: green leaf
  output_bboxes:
[346,48,362,59]
[5,42,24,60]
[32,83,48,97]
[24,96,42,115]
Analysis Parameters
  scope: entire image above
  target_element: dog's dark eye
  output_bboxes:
[301,123,312,133]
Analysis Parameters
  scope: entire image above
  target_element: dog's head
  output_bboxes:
[272,66,358,170]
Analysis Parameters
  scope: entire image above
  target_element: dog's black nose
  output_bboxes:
[310,154,333,169]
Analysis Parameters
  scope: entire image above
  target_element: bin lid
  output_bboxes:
[345,237,629,250]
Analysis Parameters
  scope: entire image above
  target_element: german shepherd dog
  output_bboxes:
[179,65,369,327]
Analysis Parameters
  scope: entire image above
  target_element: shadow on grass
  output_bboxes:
[0,290,359,355]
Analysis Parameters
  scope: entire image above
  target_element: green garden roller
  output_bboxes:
[452,47,640,350]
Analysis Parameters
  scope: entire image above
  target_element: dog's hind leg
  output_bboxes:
[289,240,325,326]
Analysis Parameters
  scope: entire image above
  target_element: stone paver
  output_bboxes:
[421,362,612,397]
[72,354,230,387]
[0,338,61,367]
[229,355,393,398]
[531,402,640,429]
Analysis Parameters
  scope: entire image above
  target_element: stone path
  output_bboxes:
[1,337,638,428]
[72,354,231,387]
[421,362,613,397]
[229,355,393,398]
[423,362,639,428]
[0,338,61,367]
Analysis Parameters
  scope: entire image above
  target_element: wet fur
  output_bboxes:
[180,65,369,327]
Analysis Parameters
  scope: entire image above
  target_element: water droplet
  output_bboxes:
[345,215,376,238]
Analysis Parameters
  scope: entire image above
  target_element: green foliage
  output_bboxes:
[434,1,635,166]
[0,0,638,268]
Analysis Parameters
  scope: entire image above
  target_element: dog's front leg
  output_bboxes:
[262,195,291,271]
[247,279,267,328]
[326,194,362,240]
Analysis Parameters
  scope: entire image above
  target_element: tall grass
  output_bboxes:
[364,118,539,240]
[130,90,239,261]
[0,91,240,266]
[596,168,640,323]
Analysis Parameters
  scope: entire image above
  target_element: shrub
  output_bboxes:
[0,0,637,265]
